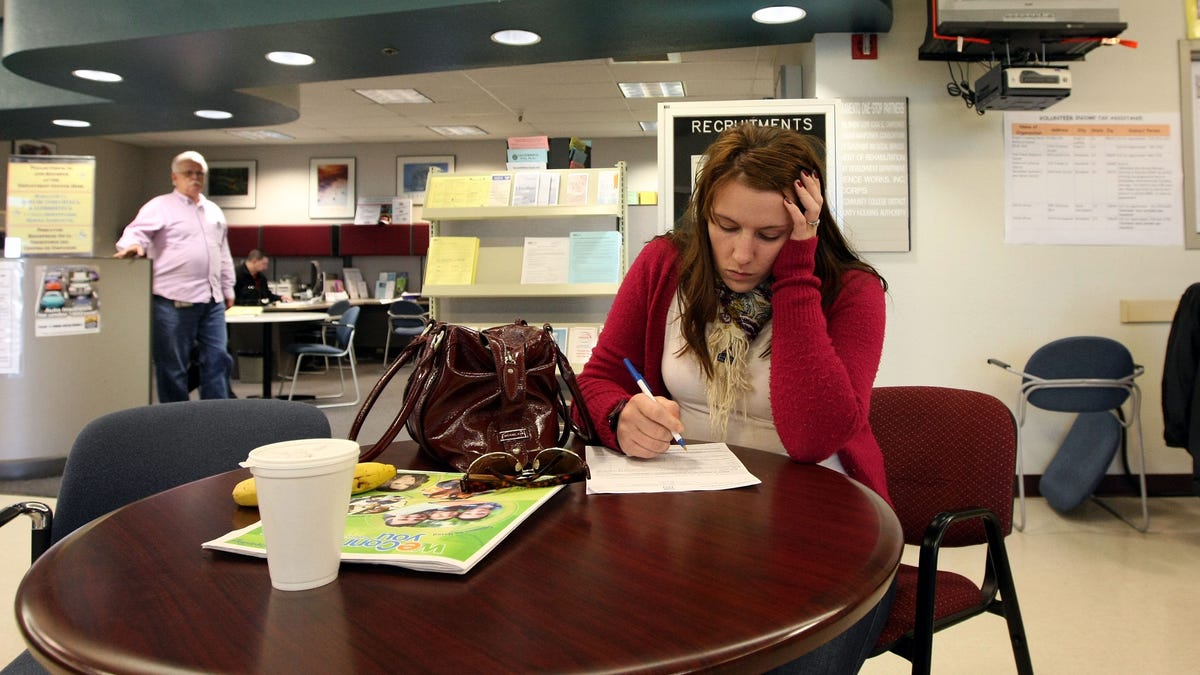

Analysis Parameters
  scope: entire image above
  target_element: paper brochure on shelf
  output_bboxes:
[567,326,599,365]
[511,173,541,206]
[203,470,564,575]
[520,237,571,284]
[425,175,491,208]
[567,231,621,284]
[487,174,513,206]
[342,268,365,299]
[584,443,761,494]
[538,173,561,205]
[507,135,550,150]
[562,173,590,205]
[596,170,619,205]
[425,236,480,285]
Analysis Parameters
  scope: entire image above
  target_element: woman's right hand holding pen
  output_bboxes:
[616,394,686,458]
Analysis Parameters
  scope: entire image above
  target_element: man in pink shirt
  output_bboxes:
[115,151,236,402]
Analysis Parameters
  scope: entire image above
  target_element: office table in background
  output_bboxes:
[224,310,328,399]
[15,443,902,674]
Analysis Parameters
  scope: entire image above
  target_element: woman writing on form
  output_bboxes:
[576,123,892,673]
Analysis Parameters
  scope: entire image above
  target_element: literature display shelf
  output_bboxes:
[421,163,627,358]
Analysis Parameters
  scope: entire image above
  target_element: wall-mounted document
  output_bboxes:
[520,237,570,284]
[567,231,622,284]
[424,237,480,286]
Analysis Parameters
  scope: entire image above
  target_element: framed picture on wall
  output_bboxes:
[12,139,57,156]
[397,155,454,204]
[309,157,356,219]
[206,160,257,208]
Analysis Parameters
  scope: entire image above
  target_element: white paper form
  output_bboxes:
[1004,111,1183,246]
[519,237,570,284]
[584,442,761,494]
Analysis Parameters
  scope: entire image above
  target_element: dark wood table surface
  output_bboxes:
[16,443,901,674]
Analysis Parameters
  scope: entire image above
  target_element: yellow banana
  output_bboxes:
[232,462,398,507]
[352,462,397,494]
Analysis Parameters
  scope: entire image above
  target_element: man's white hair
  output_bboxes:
[171,150,208,173]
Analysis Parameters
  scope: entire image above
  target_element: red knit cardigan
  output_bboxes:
[575,236,890,502]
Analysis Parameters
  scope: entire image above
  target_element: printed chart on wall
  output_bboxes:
[1003,112,1183,246]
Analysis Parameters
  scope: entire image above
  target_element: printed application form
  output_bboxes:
[584,442,761,494]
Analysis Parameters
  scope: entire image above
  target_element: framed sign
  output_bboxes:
[309,157,356,219]
[12,139,56,156]
[397,155,454,204]
[657,99,838,232]
[205,160,256,209]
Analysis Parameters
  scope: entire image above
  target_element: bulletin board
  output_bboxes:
[656,98,910,252]
[1178,39,1200,249]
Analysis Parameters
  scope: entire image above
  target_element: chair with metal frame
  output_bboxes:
[284,305,361,408]
[0,398,331,674]
[868,385,1033,675]
[382,298,429,365]
[989,335,1147,532]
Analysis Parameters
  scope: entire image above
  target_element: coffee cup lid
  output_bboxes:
[241,438,360,471]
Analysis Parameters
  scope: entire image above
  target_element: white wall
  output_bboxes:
[20,0,1189,476]
[815,0,1192,475]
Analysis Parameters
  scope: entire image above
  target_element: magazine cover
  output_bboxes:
[203,470,564,574]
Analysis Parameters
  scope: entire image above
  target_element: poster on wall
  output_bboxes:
[4,155,96,255]
[657,99,838,233]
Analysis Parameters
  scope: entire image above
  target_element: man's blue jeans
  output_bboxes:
[152,296,232,402]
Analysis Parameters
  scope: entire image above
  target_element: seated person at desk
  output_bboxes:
[234,249,292,306]
[575,123,893,674]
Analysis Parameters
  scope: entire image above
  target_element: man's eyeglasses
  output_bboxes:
[459,447,589,493]
[176,170,206,178]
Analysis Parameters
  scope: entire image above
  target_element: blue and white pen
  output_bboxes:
[623,358,688,452]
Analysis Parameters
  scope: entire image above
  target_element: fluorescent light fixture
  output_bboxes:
[639,121,658,132]
[194,109,233,120]
[72,69,123,83]
[52,119,91,128]
[428,125,488,136]
[265,51,315,66]
[355,88,433,104]
[490,29,541,46]
[618,82,685,98]
[225,129,295,141]
[752,6,807,24]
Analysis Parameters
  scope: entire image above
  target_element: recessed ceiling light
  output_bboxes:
[194,109,233,119]
[752,6,807,24]
[490,29,541,46]
[265,51,315,66]
[428,125,488,136]
[72,69,123,83]
[618,82,685,99]
[52,119,91,128]
[225,129,295,141]
[639,121,658,132]
[355,88,433,104]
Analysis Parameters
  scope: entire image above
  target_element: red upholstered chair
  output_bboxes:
[868,386,1033,675]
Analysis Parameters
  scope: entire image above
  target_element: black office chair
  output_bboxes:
[0,398,332,675]
[990,335,1147,531]
[382,298,429,364]
[868,386,1033,675]
[284,305,361,408]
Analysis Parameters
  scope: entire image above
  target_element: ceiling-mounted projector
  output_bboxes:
[974,64,1071,111]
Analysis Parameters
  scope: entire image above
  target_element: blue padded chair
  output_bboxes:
[0,399,332,674]
[284,305,361,408]
[989,336,1147,531]
[382,299,429,364]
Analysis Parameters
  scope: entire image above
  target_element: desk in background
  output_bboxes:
[224,310,328,399]
[15,443,900,674]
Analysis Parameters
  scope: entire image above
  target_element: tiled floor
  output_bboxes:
[3,361,1198,672]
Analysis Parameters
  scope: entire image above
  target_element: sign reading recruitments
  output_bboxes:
[5,155,96,255]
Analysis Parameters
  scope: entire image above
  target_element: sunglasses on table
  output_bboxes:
[459,447,589,494]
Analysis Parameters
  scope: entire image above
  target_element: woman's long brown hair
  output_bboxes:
[667,123,887,377]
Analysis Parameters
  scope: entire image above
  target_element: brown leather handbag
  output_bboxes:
[351,320,596,471]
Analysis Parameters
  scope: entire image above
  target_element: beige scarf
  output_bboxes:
[705,280,773,438]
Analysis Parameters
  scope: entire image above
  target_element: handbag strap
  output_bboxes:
[349,322,445,461]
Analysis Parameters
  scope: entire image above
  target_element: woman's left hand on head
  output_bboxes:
[783,171,823,241]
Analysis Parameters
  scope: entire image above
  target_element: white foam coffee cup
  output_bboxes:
[241,438,360,591]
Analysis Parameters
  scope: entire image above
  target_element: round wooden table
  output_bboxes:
[16,443,901,674]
